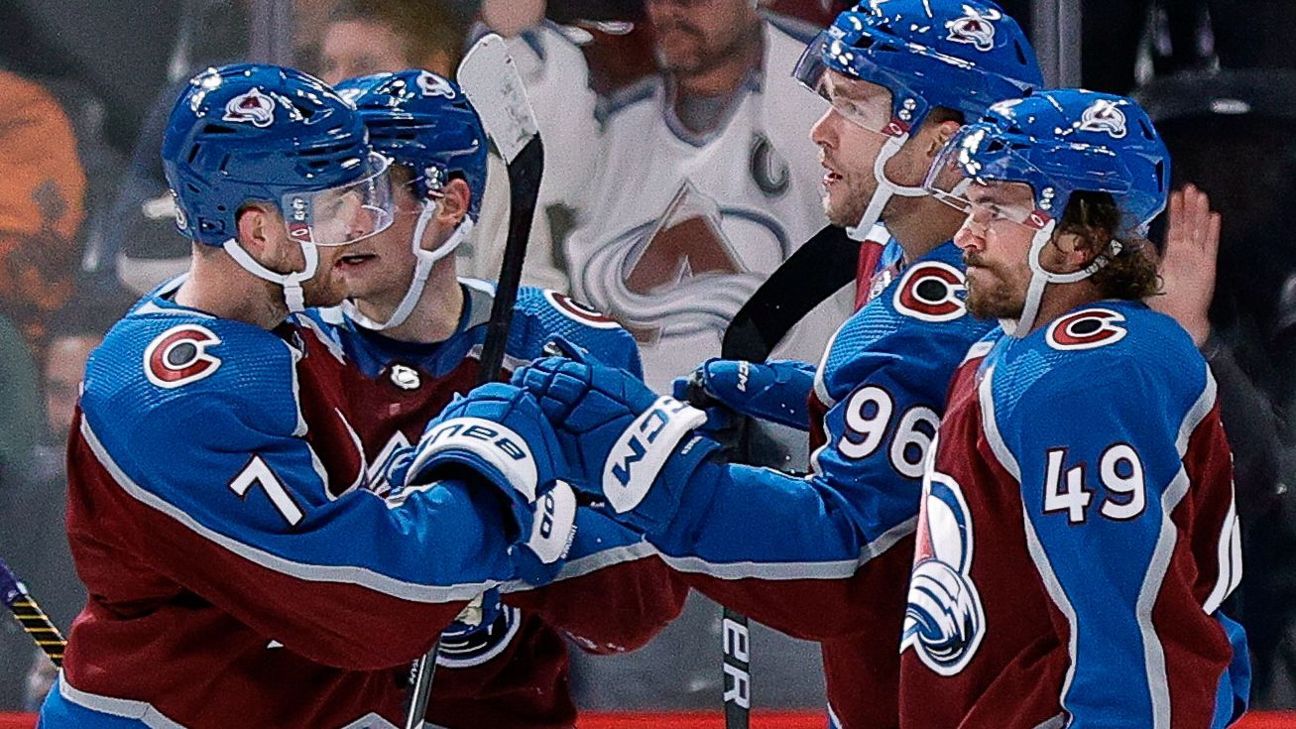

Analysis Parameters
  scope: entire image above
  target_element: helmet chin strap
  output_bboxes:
[1002,219,1124,337]
[222,237,319,313]
[345,201,476,331]
[846,133,929,241]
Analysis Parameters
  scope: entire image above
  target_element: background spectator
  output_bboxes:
[0,299,123,710]
[0,70,87,359]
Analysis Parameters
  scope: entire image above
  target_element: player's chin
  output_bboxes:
[302,278,349,309]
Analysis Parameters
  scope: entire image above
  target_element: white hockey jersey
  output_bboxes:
[564,14,851,390]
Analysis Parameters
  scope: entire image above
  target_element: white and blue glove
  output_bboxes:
[511,341,717,534]
[395,382,578,585]
[673,358,816,432]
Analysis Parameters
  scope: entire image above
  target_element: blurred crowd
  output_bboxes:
[1,0,1295,714]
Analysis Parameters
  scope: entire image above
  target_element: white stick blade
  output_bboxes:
[457,33,540,163]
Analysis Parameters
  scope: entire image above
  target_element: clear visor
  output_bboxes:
[924,128,1051,229]
[281,152,395,247]
[793,32,895,135]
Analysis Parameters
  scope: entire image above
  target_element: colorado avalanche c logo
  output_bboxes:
[1078,99,1128,138]
[903,466,986,676]
[416,71,457,99]
[945,5,1001,52]
[222,87,276,128]
[1046,307,1127,350]
[543,290,622,329]
[144,325,223,389]
[893,261,967,322]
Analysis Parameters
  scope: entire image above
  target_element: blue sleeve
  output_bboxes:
[997,357,1212,727]
[512,288,644,378]
[502,507,688,652]
[644,346,945,639]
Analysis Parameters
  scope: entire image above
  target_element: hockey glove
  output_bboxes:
[402,383,578,585]
[674,358,816,432]
[512,348,718,534]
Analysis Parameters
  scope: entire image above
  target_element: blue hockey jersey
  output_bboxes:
[644,240,996,728]
[296,281,687,729]
[899,300,1249,728]
[45,279,523,728]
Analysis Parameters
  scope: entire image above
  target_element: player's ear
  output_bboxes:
[234,202,281,255]
[927,120,962,158]
[435,178,472,228]
[1049,230,1099,273]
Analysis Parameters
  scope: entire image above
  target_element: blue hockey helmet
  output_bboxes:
[794,0,1043,138]
[926,89,1171,335]
[927,89,1171,240]
[337,69,488,220]
[162,63,392,248]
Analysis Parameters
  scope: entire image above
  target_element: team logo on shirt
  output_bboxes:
[543,290,622,329]
[1045,307,1127,351]
[222,87,276,128]
[903,460,986,676]
[1078,99,1128,139]
[945,6,1002,52]
[893,261,967,322]
[144,325,223,389]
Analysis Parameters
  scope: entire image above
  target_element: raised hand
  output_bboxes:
[1151,184,1221,346]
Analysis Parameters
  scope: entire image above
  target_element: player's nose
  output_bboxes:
[809,107,839,149]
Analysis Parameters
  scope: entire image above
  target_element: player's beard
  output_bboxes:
[823,167,878,229]
[963,252,1024,320]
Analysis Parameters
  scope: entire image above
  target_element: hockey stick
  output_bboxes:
[402,33,543,729]
[0,557,66,667]
[704,224,858,729]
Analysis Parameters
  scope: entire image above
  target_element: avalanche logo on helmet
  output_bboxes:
[1078,98,1128,138]
[222,87,277,128]
[144,325,223,389]
[945,5,1002,52]
[416,71,457,99]
[903,464,986,677]
[893,261,967,322]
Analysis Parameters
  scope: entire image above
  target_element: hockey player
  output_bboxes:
[40,64,579,728]
[900,88,1249,728]
[293,69,686,728]
[498,3,1045,728]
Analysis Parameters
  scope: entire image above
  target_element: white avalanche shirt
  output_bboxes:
[565,14,851,390]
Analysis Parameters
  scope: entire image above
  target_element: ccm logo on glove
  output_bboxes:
[411,417,540,501]
[603,396,708,514]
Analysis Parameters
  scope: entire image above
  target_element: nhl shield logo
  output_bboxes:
[1078,99,1128,138]
[223,87,276,128]
[945,5,1002,52]
[416,71,457,99]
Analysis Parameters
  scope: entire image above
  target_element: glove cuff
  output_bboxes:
[622,435,723,534]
